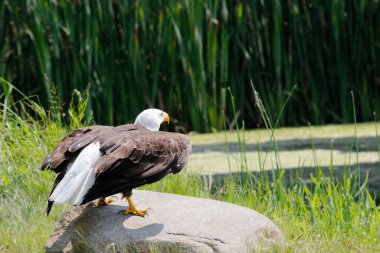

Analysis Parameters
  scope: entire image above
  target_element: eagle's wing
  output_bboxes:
[40,124,144,173]
[80,129,192,204]
[42,124,191,206]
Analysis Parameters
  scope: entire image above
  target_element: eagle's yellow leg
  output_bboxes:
[119,194,148,217]
[96,197,114,206]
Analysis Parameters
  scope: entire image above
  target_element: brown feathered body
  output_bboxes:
[41,124,191,214]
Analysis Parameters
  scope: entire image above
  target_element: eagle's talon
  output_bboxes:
[119,207,148,217]
[106,196,117,203]
[96,196,114,206]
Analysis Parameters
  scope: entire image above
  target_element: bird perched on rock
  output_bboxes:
[40,109,192,216]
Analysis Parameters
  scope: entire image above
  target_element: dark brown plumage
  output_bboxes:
[41,124,191,215]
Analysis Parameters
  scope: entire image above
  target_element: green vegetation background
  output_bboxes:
[1,1,379,251]
[1,0,379,132]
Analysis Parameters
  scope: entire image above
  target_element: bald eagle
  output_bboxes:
[40,109,192,216]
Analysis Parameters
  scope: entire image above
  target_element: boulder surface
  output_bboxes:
[46,190,284,252]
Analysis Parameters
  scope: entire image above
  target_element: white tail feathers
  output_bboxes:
[49,142,101,205]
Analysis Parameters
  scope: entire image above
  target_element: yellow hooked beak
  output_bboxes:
[163,112,170,124]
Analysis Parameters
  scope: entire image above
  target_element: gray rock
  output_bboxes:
[46,190,284,253]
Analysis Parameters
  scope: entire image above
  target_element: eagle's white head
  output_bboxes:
[134,108,170,131]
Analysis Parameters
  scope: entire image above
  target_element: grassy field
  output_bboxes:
[0,100,379,252]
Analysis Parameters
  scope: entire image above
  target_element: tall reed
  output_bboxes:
[1,0,379,132]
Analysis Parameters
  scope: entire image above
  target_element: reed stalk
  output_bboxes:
[1,0,378,132]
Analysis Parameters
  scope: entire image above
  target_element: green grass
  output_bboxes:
[0,119,66,252]
[0,94,379,252]
[1,1,379,131]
